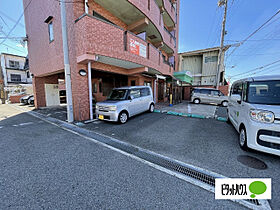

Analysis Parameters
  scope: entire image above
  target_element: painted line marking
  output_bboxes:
[19,122,34,126]
[8,104,272,210]
[0,126,3,129]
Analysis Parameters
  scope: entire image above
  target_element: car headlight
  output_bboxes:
[95,105,99,109]
[250,109,274,123]
[108,106,117,111]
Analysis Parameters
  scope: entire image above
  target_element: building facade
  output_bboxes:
[0,53,32,87]
[23,0,180,121]
[178,47,229,99]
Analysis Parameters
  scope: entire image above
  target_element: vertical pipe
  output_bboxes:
[88,61,93,120]
[85,0,88,14]
[60,0,74,123]
[154,77,157,103]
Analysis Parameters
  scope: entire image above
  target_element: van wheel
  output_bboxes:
[222,101,228,107]
[239,127,248,151]
[193,98,200,104]
[226,109,231,124]
[149,103,155,112]
[119,111,128,124]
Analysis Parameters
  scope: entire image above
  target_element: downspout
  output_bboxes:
[85,0,89,14]
[88,61,93,120]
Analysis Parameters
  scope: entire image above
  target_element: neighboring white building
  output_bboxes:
[178,46,229,86]
[0,53,32,86]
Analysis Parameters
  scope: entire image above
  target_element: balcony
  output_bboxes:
[155,0,177,28]
[75,15,173,76]
[92,0,176,54]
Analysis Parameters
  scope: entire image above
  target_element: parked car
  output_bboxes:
[191,88,228,106]
[227,75,280,156]
[20,95,33,105]
[96,86,154,124]
[28,96,34,106]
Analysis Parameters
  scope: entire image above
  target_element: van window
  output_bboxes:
[130,89,140,98]
[140,88,150,97]
[232,83,243,96]
[247,80,280,105]
[200,89,211,95]
[192,89,200,93]
[211,90,220,96]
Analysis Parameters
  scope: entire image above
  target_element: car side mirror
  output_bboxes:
[128,95,134,100]
[231,94,241,104]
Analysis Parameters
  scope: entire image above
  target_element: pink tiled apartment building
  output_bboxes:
[23,0,180,121]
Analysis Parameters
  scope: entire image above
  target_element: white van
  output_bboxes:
[227,75,280,156]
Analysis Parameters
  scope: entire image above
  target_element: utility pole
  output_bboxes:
[60,0,74,122]
[216,0,228,89]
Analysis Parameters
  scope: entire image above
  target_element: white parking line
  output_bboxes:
[19,122,34,126]
[0,126,3,129]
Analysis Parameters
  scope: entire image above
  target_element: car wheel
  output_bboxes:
[222,101,228,107]
[119,111,128,124]
[239,127,248,150]
[193,98,200,104]
[149,103,155,112]
[226,109,231,124]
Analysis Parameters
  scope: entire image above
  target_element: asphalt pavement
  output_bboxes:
[0,105,244,209]
[84,112,280,209]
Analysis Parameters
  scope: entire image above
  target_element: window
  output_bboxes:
[247,81,280,105]
[10,74,21,82]
[129,89,140,98]
[205,56,218,63]
[27,71,30,78]
[9,60,20,69]
[200,89,211,95]
[232,83,243,96]
[211,90,220,96]
[192,88,200,93]
[131,80,136,86]
[140,88,150,97]
[48,21,54,42]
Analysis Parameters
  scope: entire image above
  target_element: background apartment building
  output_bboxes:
[178,47,229,99]
[24,0,180,121]
[0,53,31,86]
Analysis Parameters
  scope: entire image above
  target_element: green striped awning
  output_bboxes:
[173,71,193,84]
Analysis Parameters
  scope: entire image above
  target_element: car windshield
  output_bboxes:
[247,80,280,105]
[107,89,128,100]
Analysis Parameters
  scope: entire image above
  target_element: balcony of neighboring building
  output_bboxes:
[75,14,175,76]
[89,0,176,56]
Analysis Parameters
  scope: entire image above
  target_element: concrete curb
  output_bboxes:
[154,109,226,122]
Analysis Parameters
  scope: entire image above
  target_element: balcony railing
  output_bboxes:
[75,15,174,75]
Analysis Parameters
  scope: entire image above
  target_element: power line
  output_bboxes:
[1,43,26,54]
[226,9,280,59]
[0,11,25,28]
[225,39,280,42]
[229,59,280,78]
[0,0,33,46]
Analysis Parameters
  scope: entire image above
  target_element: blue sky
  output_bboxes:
[0,0,280,82]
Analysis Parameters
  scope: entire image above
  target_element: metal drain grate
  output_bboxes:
[43,117,262,207]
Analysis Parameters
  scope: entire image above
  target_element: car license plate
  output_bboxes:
[98,115,104,120]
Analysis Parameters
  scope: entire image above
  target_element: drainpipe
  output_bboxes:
[154,77,157,103]
[88,61,93,120]
[85,0,88,14]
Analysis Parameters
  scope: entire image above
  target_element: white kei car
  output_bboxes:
[227,75,280,156]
